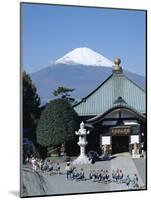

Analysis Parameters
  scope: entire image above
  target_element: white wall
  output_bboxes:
[130,135,139,144]
[102,136,111,145]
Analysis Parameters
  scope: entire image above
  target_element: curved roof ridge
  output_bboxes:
[87,102,146,124]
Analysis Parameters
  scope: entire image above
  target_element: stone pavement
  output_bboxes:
[133,158,146,184]
[22,155,146,197]
[43,155,145,195]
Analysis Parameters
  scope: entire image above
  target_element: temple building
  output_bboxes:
[73,58,146,156]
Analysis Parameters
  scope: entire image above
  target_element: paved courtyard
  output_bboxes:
[22,154,146,197]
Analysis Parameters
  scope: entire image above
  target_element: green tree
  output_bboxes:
[23,71,40,142]
[53,86,75,98]
[36,99,79,151]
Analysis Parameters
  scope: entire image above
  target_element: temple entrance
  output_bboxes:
[112,136,129,154]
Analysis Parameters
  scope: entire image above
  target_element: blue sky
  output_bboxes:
[22,3,146,76]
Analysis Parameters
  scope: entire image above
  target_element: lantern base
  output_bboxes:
[73,155,90,165]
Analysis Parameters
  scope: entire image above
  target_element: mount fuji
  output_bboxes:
[55,47,114,67]
[30,47,145,105]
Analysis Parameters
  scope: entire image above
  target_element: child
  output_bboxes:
[65,162,72,180]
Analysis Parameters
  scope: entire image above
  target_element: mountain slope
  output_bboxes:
[30,47,145,105]
[31,63,145,105]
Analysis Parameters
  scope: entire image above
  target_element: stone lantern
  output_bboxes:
[73,121,90,165]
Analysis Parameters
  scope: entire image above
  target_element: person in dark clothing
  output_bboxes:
[76,168,85,181]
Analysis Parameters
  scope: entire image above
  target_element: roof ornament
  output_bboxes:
[112,58,123,74]
[113,96,127,105]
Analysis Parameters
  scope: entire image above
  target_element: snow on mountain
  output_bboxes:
[55,47,114,67]
[29,47,145,105]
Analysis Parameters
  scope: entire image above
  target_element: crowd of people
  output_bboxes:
[25,156,61,175]
[25,156,140,190]
[64,162,140,189]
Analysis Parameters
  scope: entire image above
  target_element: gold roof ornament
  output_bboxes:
[113,57,123,74]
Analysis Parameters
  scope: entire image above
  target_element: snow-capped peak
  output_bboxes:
[55,47,114,67]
